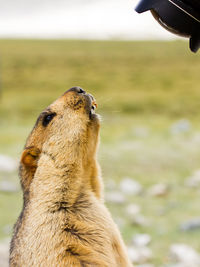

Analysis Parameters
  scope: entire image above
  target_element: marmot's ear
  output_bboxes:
[21,146,41,168]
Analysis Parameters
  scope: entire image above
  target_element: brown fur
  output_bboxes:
[9,87,133,267]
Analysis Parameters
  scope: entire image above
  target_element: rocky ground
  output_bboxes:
[106,175,200,266]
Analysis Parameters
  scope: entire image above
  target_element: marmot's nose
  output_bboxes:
[68,87,86,94]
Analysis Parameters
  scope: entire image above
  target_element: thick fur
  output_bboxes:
[9,87,132,267]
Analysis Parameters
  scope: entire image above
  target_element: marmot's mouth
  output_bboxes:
[91,100,97,114]
[89,100,97,119]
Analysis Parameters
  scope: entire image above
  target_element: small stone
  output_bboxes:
[105,179,116,190]
[0,155,17,173]
[170,119,191,135]
[120,178,142,195]
[132,234,151,247]
[127,247,140,263]
[0,181,19,193]
[105,191,125,204]
[127,246,152,264]
[185,170,200,188]
[180,218,200,232]
[148,183,169,197]
[126,204,141,217]
[3,224,12,235]
[170,243,200,265]
[132,127,149,138]
[131,215,150,227]
[114,217,125,229]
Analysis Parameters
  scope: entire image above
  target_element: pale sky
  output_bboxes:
[0,0,179,40]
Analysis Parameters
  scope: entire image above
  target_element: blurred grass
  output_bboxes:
[0,39,200,265]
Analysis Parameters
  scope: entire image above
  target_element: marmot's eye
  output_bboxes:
[42,113,56,127]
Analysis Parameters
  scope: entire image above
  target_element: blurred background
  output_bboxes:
[1,1,200,266]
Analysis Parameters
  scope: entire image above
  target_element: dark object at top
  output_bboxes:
[135,0,200,52]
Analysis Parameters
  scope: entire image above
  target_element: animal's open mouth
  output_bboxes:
[89,100,97,119]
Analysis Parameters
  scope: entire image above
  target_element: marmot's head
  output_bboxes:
[21,87,100,173]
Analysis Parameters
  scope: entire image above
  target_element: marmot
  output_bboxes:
[9,87,133,267]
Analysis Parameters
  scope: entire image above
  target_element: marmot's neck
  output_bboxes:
[27,153,102,209]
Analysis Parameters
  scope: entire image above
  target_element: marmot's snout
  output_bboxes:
[68,86,86,94]
[64,87,97,118]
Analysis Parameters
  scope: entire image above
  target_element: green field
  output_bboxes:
[0,39,200,265]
